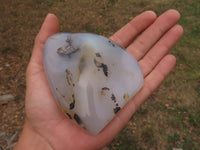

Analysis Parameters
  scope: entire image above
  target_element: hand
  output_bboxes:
[14,10,183,150]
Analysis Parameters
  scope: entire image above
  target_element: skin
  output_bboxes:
[14,10,183,150]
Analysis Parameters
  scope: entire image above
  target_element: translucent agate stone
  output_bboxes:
[43,33,143,135]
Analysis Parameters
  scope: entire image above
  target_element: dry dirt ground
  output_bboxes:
[0,0,200,150]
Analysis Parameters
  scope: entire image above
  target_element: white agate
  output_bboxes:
[43,33,143,135]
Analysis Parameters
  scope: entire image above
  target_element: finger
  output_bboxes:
[127,9,180,60]
[139,24,183,77]
[31,13,60,66]
[110,11,157,48]
[98,55,176,145]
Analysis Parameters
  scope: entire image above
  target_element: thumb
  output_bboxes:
[26,13,63,123]
[31,13,60,66]
[27,13,59,88]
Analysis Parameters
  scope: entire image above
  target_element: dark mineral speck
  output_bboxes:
[66,113,72,119]
[95,52,102,57]
[101,64,108,77]
[69,94,76,109]
[66,37,72,45]
[108,40,116,47]
[94,52,109,77]
[114,107,121,114]
[102,87,110,90]
[69,100,75,109]
[111,93,116,102]
[66,69,73,86]
[74,114,82,124]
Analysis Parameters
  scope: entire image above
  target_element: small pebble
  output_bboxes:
[5,64,10,67]
[0,94,15,104]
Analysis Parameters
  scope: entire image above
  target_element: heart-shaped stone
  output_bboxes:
[43,33,143,135]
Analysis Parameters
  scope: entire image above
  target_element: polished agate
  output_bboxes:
[43,33,143,135]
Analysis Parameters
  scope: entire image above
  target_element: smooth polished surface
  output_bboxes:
[43,33,143,134]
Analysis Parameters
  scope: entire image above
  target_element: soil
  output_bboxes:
[1,0,199,149]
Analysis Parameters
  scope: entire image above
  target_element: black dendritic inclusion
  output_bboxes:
[94,54,108,77]
[69,100,75,109]
[66,69,73,86]
[108,39,125,50]
[111,93,121,114]
[74,114,82,124]
[102,87,110,90]
[57,35,79,56]
[108,40,116,47]
[65,69,76,110]
[95,52,102,57]
[101,64,108,76]
[66,113,72,119]
[114,107,121,114]
[69,94,75,109]
[111,93,116,103]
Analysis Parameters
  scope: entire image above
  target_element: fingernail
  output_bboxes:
[45,13,52,19]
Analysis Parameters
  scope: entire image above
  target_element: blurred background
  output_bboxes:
[0,0,199,149]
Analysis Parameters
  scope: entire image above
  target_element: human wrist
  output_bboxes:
[14,121,53,150]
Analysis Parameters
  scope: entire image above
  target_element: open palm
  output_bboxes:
[15,10,183,150]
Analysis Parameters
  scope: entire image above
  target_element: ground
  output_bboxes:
[0,0,199,149]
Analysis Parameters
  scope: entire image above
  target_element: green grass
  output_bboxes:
[0,0,199,149]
